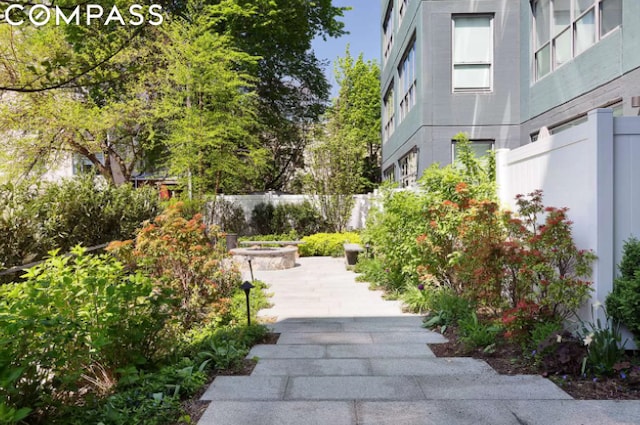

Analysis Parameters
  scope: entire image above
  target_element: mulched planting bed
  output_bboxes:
[428,326,640,400]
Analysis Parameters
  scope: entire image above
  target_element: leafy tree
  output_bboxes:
[0,1,170,93]
[158,4,267,195]
[304,48,381,231]
[305,122,361,232]
[0,0,348,193]
[0,18,168,184]
[330,47,382,192]
[206,0,348,191]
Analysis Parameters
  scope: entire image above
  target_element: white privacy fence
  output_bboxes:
[496,109,640,346]
[214,192,379,231]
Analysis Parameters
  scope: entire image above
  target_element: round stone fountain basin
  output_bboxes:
[230,246,297,270]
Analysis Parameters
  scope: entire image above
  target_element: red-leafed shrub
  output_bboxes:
[108,202,240,329]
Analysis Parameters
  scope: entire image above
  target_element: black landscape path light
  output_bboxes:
[241,280,255,326]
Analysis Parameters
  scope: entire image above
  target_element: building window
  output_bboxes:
[383,165,396,182]
[452,15,493,91]
[383,84,395,143]
[383,1,394,64]
[399,0,408,23]
[533,0,622,80]
[73,153,104,175]
[398,39,416,122]
[399,148,418,187]
[600,0,622,37]
[451,140,494,163]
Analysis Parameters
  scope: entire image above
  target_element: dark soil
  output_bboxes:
[428,326,640,400]
[180,332,280,423]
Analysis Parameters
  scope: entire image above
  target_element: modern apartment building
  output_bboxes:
[381,0,638,186]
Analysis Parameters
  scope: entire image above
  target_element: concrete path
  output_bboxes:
[197,257,640,425]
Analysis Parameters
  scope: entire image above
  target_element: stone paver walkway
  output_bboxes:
[197,257,640,425]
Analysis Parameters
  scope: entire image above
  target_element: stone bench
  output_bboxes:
[343,243,365,266]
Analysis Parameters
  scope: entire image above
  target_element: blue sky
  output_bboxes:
[311,0,382,100]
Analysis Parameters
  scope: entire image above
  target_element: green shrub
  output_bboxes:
[423,287,474,333]
[206,197,247,235]
[37,176,160,254]
[0,183,41,272]
[239,231,300,244]
[362,134,497,294]
[222,280,272,326]
[579,304,627,376]
[273,201,327,236]
[529,320,563,353]
[0,249,172,423]
[250,201,326,236]
[298,232,361,257]
[0,176,159,274]
[196,325,268,371]
[108,202,240,329]
[60,358,206,425]
[458,312,502,351]
[401,283,431,314]
[250,202,275,235]
[606,237,640,344]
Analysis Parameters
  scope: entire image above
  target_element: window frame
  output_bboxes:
[451,140,495,163]
[399,147,418,188]
[383,1,395,65]
[451,14,494,93]
[532,0,622,81]
[383,164,396,183]
[399,0,408,24]
[398,37,417,123]
[383,83,395,143]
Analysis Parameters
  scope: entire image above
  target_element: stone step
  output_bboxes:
[251,358,496,377]
[267,316,428,334]
[248,343,436,359]
[413,374,572,400]
[198,400,640,425]
[200,374,571,402]
[275,331,446,345]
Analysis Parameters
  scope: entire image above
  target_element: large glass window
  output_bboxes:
[574,8,595,55]
[452,140,494,163]
[383,2,394,64]
[398,39,416,122]
[452,15,493,91]
[534,0,551,78]
[399,149,418,188]
[533,0,622,80]
[383,85,395,143]
[383,165,396,183]
[600,0,622,37]
[399,0,408,23]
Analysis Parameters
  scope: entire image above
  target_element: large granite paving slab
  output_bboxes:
[369,358,496,376]
[369,331,447,344]
[326,343,435,358]
[277,332,374,344]
[247,344,326,359]
[251,359,371,376]
[198,401,355,425]
[200,376,287,401]
[506,400,640,424]
[414,375,572,400]
[285,376,424,401]
[356,401,521,425]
